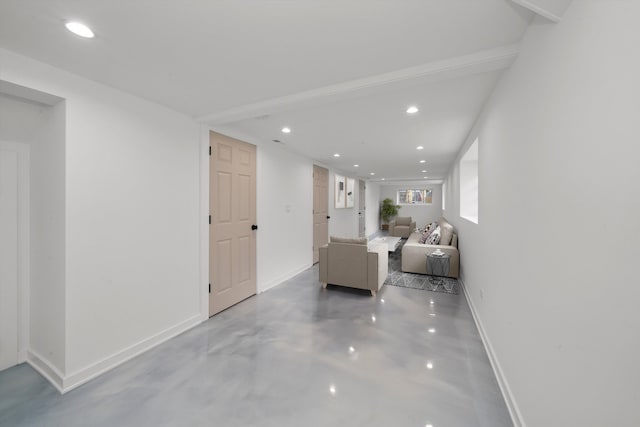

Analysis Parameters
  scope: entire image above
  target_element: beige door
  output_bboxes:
[313,165,329,264]
[209,131,257,317]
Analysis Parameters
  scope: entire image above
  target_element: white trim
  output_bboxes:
[258,263,312,294]
[459,276,526,427]
[26,349,64,393]
[199,125,211,321]
[511,0,565,23]
[36,314,202,394]
[198,44,520,125]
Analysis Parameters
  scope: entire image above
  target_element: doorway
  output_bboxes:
[358,179,366,238]
[0,141,29,372]
[209,131,257,316]
[312,165,329,264]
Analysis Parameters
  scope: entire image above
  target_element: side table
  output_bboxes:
[426,253,450,286]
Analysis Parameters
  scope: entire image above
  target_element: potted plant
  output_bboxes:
[380,198,401,230]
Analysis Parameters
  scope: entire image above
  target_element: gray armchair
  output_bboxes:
[389,217,415,238]
[319,236,388,296]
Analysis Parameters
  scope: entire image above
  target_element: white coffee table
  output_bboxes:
[369,236,402,252]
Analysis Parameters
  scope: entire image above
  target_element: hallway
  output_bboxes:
[0,266,511,426]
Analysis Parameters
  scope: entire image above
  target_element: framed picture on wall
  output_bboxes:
[335,174,346,208]
[346,177,355,208]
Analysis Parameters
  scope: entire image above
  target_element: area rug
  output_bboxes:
[384,239,459,295]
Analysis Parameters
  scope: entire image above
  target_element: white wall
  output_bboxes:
[256,142,313,292]
[365,181,381,238]
[327,170,359,238]
[0,145,20,371]
[380,182,443,227]
[444,3,640,426]
[0,94,66,376]
[30,100,66,375]
[1,49,202,390]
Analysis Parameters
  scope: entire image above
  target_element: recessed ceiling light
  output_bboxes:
[419,160,426,163]
[65,22,94,38]
[353,164,359,167]
[333,153,340,157]
[406,106,419,114]
[281,127,291,134]
[416,146,424,150]
[424,176,428,179]
[370,172,375,176]
[381,178,385,181]
[421,170,427,173]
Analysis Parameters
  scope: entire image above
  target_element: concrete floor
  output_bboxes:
[0,265,512,427]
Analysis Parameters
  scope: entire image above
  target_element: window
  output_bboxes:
[397,188,433,205]
[460,138,479,223]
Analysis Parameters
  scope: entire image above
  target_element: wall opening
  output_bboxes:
[460,138,479,224]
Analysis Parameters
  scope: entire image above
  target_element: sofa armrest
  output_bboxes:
[410,221,416,230]
[367,243,388,291]
[319,245,328,283]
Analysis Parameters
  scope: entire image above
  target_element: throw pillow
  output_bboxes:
[426,226,441,245]
[439,220,454,246]
[419,225,434,244]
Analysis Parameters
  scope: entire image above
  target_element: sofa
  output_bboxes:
[319,236,388,296]
[401,217,459,278]
[389,216,416,238]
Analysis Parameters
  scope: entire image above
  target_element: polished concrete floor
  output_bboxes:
[0,265,512,427]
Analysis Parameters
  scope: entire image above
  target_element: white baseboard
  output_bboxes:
[459,276,526,427]
[29,314,202,394]
[26,349,65,393]
[259,263,312,293]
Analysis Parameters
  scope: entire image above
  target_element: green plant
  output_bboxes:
[380,198,401,223]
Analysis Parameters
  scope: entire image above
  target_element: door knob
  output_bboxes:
[251,224,258,230]
[326,216,331,219]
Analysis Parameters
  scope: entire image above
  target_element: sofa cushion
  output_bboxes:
[330,236,367,245]
[439,220,454,246]
[395,217,411,226]
[426,226,441,245]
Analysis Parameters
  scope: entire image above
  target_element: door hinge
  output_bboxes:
[209,146,211,156]
[209,215,211,224]
[209,283,211,293]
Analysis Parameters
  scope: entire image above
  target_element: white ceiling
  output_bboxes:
[0,0,534,181]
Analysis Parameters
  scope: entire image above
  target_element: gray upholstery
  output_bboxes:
[319,239,388,296]
[389,216,416,238]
